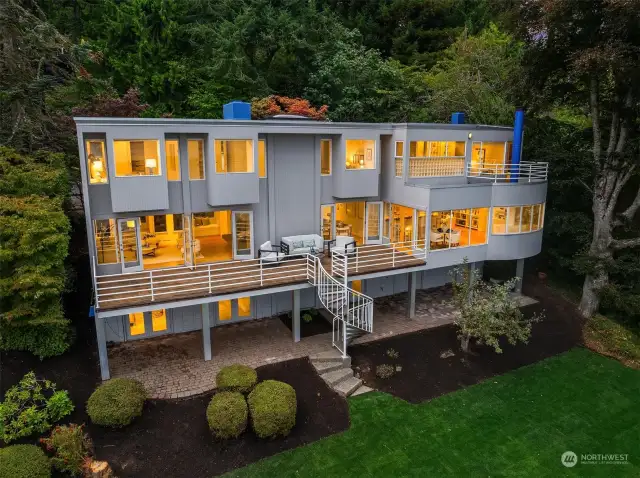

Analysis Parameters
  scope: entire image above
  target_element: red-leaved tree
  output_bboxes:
[251,95,328,120]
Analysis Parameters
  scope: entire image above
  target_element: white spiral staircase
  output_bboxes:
[306,251,373,358]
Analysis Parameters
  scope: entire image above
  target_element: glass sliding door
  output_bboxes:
[117,218,142,272]
[232,211,253,259]
[321,205,335,240]
[365,202,382,244]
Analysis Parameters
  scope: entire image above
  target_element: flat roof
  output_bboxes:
[73,116,513,132]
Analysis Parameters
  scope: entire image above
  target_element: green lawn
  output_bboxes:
[228,348,640,477]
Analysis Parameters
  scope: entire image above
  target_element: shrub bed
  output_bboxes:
[247,380,296,438]
[216,364,258,394]
[0,444,51,478]
[206,391,248,439]
[40,424,93,476]
[87,378,146,427]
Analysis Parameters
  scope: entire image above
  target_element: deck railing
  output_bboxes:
[93,240,428,310]
[466,161,548,182]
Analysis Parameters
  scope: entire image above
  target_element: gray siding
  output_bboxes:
[487,230,543,260]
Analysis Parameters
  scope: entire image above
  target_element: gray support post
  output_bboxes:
[515,259,524,293]
[202,303,212,361]
[292,289,301,342]
[408,271,417,318]
[95,316,110,380]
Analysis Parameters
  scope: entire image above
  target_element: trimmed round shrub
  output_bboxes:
[216,364,258,394]
[247,380,296,439]
[206,391,248,439]
[87,378,147,427]
[0,444,51,478]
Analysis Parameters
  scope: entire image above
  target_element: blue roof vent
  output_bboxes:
[451,112,465,124]
[223,101,251,120]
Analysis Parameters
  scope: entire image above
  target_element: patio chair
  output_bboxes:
[258,240,286,265]
[328,236,356,256]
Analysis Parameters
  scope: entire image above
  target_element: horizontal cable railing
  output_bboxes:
[466,161,548,182]
[409,156,465,177]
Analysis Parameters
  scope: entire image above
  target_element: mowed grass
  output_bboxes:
[227,348,640,477]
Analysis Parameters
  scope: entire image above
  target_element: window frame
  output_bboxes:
[345,139,376,171]
[113,139,162,178]
[429,208,489,251]
[86,139,108,184]
[188,138,206,181]
[214,139,255,175]
[165,139,181,181]
[94,219,119,265]
[320,139,332,176]
[491,203,546,235]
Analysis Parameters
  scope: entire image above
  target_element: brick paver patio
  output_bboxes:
[109,288,458,398]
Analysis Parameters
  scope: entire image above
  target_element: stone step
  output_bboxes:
[311,361,344,375]
[309,349,350,366]
[335,376,363,397]
[321,368,353,386]
[350,385,373,397]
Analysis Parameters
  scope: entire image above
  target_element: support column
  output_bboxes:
[202,303,211,361]
[407,272,417,318]
[515,259,524,294]
[95,316,110,380]
[292,289,301,342]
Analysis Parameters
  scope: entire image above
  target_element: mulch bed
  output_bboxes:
[88,358,350,478]
[350,275,586,403]
[280,311,332,338]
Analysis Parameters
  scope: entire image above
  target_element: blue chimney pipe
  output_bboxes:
[510,108,524,183]
[451,112,465,124]
[223,101,251,120]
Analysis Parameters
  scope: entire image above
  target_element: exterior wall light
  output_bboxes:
[468,133,473,139]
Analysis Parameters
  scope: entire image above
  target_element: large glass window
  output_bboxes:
[430,208,489,250]
[94,219,118,264]
[409,141,466,177]
[165,140,180,180]
[470,141,512,175]
[335,202,365,243]
[321,139,332,175]
[492,203,545,234]
[390,204,415,243]
[258,139,267,178]
[188,139,205,180]
[215,139,254,173]
[383,202,392,238]
[114,140,161,176]
[86,140,108,184]
[192,211,233,263]
[345,139,375,170]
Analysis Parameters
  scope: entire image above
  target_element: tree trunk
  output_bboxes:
[579,269,608,318]
[460,334,470,353]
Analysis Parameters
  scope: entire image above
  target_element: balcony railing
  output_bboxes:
[93,240,428,311]
[466,161,548,182]
[409,157,465,177]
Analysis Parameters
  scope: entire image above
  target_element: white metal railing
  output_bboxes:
[349,239,428,274]
[409,157,465,177]
[466,161,548,182]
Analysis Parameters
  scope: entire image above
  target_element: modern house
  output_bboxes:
[75,104,548,380]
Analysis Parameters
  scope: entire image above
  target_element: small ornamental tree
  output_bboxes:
[251,96,328,120]
[450,261,543,353]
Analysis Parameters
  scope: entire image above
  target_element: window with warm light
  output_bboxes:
[238,297,251,317]
[345,139,375,170]
[114,140,161,177]
[470,141,512,175]
[351,280,362,293]
[151,309,167,332]
[215,140,254,173]
[258,139,267,178]
[321,139,332,175]
[129,312,145,336]
[165,140,180,180]
[408,141,466,177]
[321,205,334,240]
[430,208,489,250]
[395,141,404,177]
[188,139,205,180]
[219,300,232,320]
[94,219,118,264]
[86,140,108,184]
[492,203,545,234]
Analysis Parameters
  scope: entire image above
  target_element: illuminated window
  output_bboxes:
[94,219,118,264]
[151,309,167,332]
[258,139,266,178]
[470,141,508,175]
[345,139,375,170]
[129,312,145,336]
[383,202,392,238]
[114,140,161,176]
[218,300,232,321]
[351,280,362,293]
[86,140,108,184]
[188,139,205,180]
[492,203,545,234]
[165,140,180,180]
[395,142,403,177]
[409,141,465,177]
[215,140,254,173]
[321,205,334,240]
[238,297,251,317]
[430,208,489,250]
[321,139,332,175]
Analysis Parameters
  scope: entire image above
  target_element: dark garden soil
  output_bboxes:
[350,275,586,403]
[88,357,350,478]
[280,311,332,338]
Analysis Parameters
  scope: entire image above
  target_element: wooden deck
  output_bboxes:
[95,245,426,312]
